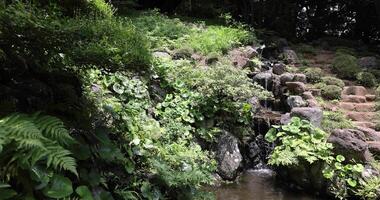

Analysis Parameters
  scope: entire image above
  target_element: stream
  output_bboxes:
[212,169,325,200]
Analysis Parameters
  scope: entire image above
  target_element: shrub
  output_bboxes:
[304,67,323,83]
[322,85,342,100]
[321,76,345,88]
[332,53,361,79]
[356,72,377,87]
[336,47,357,56]
[322,111,354,132]
[180,26,253,55]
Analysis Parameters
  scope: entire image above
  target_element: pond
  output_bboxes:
[212,169,325,200]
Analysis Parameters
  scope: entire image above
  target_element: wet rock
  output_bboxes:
[328,129,372,162]
[216,132,243,180]
[293,73,307,83]
[253,71,273,90]
[280,73,294,85]
[153,51,171,59]
[281,49,299,64]
[286,82,306,95]
[247,97,261,113]
[287,96,307,109]
[290,107,323,127]
[358,57,378,68]
[272,75,282,97]
[272,63,286,75]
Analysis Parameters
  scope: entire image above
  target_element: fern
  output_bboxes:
[0,113,78,180]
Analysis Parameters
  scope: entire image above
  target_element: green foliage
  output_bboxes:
[332,53,361,79]
[355,176,380,200]
[178,26,253,55]
[356,72,377,87]
[265,117,333,166]
[0,113,77,199]
[322,85,343,100]
[266,117,366,200]
[321,111,354,132]
[303,67,324,83]
[86,0,115,18]
[321,76,345,88]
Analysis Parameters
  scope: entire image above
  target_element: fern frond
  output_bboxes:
[31,113,75,147]
[45,142,78,176]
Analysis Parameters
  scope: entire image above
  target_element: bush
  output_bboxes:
[322,85,342,100]
[321,76,345,88]
[322,111,354,132]
[304,67,323,83]
[356,72,377,87]
[332,53,361,79]
[180,26,253,55]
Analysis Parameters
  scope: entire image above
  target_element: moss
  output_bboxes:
[322,85,342,100]
[322,111,354,132]
[321,76,345,88]
[356,72,377,87]
[303,67,323,83]
[332,53,361,79]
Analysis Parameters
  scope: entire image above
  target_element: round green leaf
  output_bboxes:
[112,83,124,94]
[76,186,94,200]
[42,175,73,198]
[265,128,277,142]
[336,155,345,162]
[352,164,364,173]
[346,178,357,187]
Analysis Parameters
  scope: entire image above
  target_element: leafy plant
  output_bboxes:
[303,67,324,83]
[332,53,361,79]
[321,111,354,132]
[322,85,342,100]
[355,176,380,200]
[356,72,377,87]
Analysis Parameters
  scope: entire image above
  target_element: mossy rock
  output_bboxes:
[321,76,345,88]
[321,85,342,100]
[332,53,361,79]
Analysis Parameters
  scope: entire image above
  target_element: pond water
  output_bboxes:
[212,169,325,200]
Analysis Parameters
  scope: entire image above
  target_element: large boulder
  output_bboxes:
[253,71,273,90]
[281,49,299,64]
[328,129,372,162]
[287,96,307,109]
[358,57,378,69]
[280,73,295,85]
[216,132,243,180]
[286,82,306,95]
[273,63,286,75]
[290,107,323,127]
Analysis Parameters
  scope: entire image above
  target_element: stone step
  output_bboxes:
[365,94,376,102]
[342,86,368,96]
[341,95,367,103]
[346,111,376,121]
[353,121,376,129]
[339,102,375,112]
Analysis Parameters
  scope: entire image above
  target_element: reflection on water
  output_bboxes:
[213,169,324,200]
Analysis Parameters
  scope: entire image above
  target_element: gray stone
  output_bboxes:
[253,71,273,90]
[358,57,378,68]
[273,63,286,75]
[280,113,291,125]
[152,51,171,59]
[328,129,372,162]
[280,73,295,85]
[287,96,307,109]
[286,82,306,95]
[290,107,323,127]
[293,73,307,83]
[216,132,243,180]
[281,49,299,64]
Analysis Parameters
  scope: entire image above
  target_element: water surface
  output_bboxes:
[213,169,324,200]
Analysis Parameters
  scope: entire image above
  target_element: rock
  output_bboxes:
[272,75,282,97]
[253,71,273,90]
[365,94,376,102]
[353,121,376,129]
[287,96,307,109]
[358,57,378,68]
[303,92,314,100]
[309,89,321,97]
[293,73,307,83]
[342,86,367,96]
[273,63,286,75]
[152,51,171,59]
[368,142,380,157]
[280,73,295,85]
[307,99,319,107]
[280,113,291,125]
[290,107,323,127]
[342,95,367,103]
[247,97,261,113]
[328,129,372,162]
[286,82,306,95]
[229,46,258,68]
[281,49,299,64]
[346,111,375,121]
[216,132,243,180]
[356,127,380,141]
